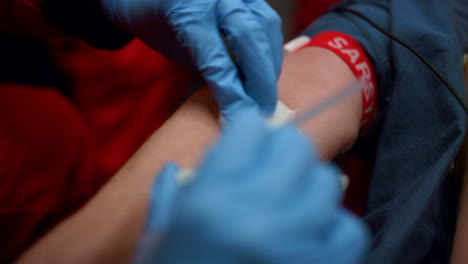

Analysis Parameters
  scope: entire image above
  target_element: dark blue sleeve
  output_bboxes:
[301,0,467,130]
[299,1,467,264]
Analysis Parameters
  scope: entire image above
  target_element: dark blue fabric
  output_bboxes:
[451,0,468,52]
[304,1,467,263]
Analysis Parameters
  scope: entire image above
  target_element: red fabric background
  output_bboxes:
[294,0,344,34]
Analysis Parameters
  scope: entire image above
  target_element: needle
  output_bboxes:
[290,80,364,126]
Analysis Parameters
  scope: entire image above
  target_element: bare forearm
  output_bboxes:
[15,89,220,264]
[16,47,361,264]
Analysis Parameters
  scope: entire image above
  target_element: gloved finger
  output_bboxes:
[270,211,368,264]
[300,164,343,235]
[198,109,268,176]
[242,0,284,77]
[133,231,163,264]
[319,210,370,264]
[174,22,256,118]
[217,0,278,116]
[256,125,314,188]
[261,163,342,243]
[147,162,181,232]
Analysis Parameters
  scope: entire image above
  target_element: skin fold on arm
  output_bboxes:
[16,47,362,264]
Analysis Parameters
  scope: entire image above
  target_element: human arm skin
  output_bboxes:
[16,47,362,264]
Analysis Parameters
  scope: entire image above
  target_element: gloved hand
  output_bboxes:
[134,109,369,264]
[100,0,283,117]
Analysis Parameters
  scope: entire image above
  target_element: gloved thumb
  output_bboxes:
[147,162,182,233]
[133,163,182,264]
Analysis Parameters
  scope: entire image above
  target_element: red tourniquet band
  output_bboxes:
[289,31,378,133]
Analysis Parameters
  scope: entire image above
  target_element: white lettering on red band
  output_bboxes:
[289,31,378,133]
[328,37,348,49]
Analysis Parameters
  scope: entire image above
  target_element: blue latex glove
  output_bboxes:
[100,0,283,117]
[134,109,369,264]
